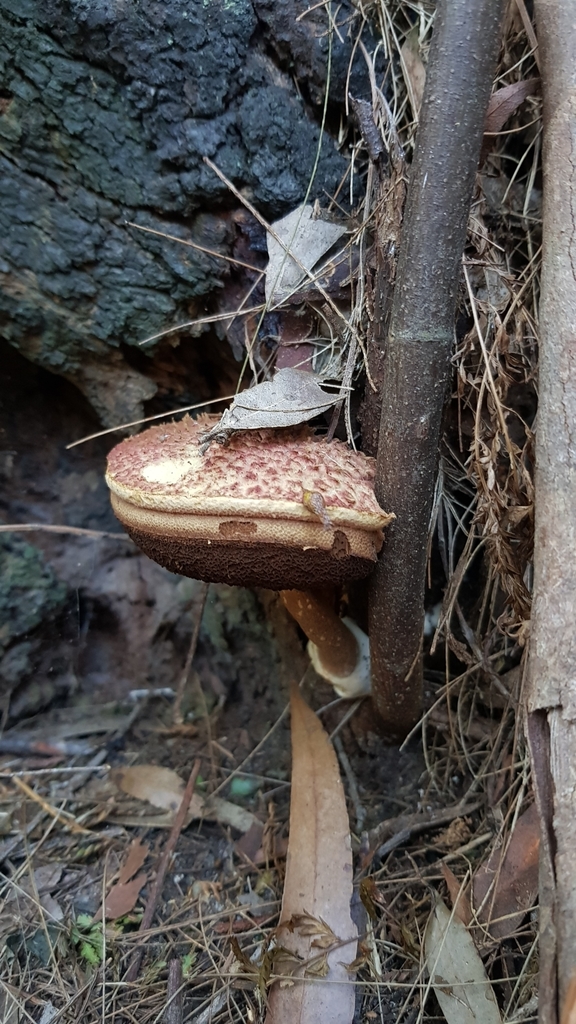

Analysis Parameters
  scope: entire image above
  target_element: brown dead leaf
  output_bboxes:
[442,865,473,927]
[235,820,265,863]
[473,803,539,939]
[265,684,357,1024]
[265,204,347,305]
[111,765,191,812]
[484,79,539,135]
[93,837,150,921]
[95,872,148,922]
[110,764,258,833]
[561,973,576,1024]
[401,29,426,117]
[119,838,149,885]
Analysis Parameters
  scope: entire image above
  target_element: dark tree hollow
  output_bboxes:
[369,0,507,740]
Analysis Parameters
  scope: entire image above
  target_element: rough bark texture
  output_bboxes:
[368,0,507,740]
[527,4,576,1016]
[0,0,375,425]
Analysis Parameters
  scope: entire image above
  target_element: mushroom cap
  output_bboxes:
[106,417,393,590]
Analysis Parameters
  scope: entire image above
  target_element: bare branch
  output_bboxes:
[369,0,507,740]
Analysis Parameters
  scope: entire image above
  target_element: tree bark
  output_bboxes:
[527,4,576,1019]
[368,0,506,740]
[0,0,352,425]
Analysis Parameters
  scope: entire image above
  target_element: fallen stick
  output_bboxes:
[164,958,184,1024]
[124,759,201,984]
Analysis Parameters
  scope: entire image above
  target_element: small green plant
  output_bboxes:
[182,949,197,977]
[70,914,104,965]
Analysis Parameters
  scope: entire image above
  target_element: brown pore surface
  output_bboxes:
[122,524,376,590]
[280,589,359,677]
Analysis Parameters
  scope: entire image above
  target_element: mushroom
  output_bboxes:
[105,416,393,696]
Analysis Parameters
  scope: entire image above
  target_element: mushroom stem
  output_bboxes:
[281,589,371,699]
[281,590,358,676]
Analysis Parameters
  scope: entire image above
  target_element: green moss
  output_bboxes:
[0,534,68,653]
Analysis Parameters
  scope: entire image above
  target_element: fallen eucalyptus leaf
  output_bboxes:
[266,204,347,305]
[199,368,339,451]
[265,685,357,1024]
[424,893,502,1024]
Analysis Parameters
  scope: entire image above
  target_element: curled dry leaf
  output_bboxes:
[266,204,347,305]
[424,893,502,1024]
[199,368,339,451]
[349,97,384,163]
[265,685,357,1024]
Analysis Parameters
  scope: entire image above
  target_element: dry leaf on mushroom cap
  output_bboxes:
[265,204,348,306]
[199,368,341,451]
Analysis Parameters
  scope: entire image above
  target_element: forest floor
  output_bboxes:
[0,338,537,1023]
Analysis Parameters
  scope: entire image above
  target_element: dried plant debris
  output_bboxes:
[424,893,502,1024]
[108,763,259,831]
[94,838,149,921]
[473,802,539,940]
[265,204,348,306]
[198,368,340,451]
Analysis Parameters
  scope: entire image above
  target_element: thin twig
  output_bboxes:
[66,394,235,449]
[124,758,202,983]
[173,584,209,725]
[11,777,93,836]
[333,734,366,832]
[0,523,130,540]
[164,959,184,1024]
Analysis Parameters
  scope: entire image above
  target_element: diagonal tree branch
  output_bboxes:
[368,0,507,741]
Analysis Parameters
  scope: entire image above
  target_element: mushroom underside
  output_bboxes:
[111,493,381,589]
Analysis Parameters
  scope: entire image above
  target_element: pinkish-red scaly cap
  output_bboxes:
[106,417,393,589]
